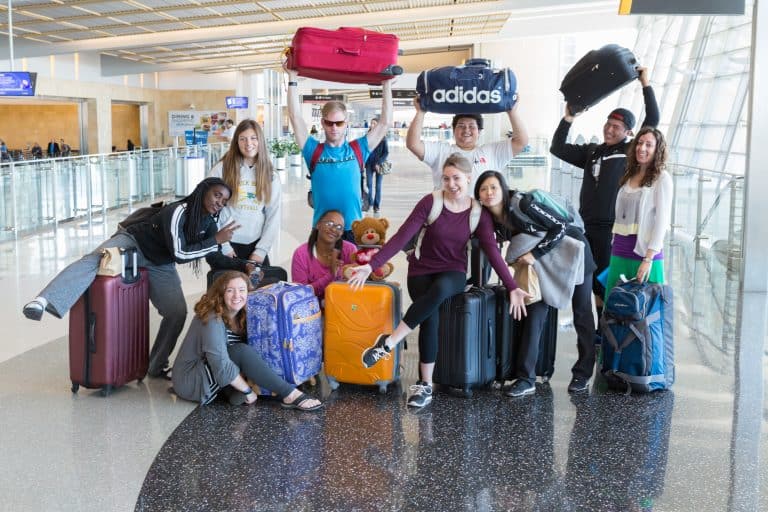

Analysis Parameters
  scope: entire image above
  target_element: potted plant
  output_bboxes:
[286,139,302,167]
[269,138,288,170]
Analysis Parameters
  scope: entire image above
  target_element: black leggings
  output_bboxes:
[227,343,294,398]
[404,271,467,365]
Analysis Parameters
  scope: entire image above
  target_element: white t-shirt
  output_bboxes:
[422,139,515,190]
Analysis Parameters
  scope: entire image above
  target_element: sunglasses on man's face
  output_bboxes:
[322,119,346,128]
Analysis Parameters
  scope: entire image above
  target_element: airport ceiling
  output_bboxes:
[0,0,619,76]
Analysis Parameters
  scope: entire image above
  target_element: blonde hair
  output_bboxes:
[442,152,473,175]
[321,101,347,118]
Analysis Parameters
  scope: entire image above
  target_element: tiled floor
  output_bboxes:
[1,146,766,511]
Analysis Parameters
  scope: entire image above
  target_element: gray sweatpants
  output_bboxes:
[38,231,187,376]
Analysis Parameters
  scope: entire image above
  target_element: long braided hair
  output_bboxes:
[181,176,231,273]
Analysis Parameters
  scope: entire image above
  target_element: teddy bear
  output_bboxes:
[342,217,394,281]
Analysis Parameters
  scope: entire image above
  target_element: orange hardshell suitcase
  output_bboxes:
[323,281,402,393]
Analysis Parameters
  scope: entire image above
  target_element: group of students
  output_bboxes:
[21,64,672,410]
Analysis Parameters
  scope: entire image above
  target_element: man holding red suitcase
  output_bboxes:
[287,70,393,243]
[549,67,659,332]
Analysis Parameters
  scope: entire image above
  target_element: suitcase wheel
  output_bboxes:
[71,382,79,394]
[100,385,113,397]
[381,64,403,76]
[462,387,473,399]
[378,384,387,394]
[326,375,339,391]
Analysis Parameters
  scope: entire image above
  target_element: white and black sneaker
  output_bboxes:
[407,381,433,408]
[361,334,391,368]
[504,379,535,397]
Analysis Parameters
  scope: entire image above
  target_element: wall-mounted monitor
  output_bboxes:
[0,71,37,96]
[226,96,248,109]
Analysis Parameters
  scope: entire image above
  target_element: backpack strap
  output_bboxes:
[308,143,324,175]
[468,198,482,234]
[349,139,364,173]
[413,191,444,259]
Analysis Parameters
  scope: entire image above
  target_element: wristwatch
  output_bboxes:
[243,388,254,395]
[642,257,652,263]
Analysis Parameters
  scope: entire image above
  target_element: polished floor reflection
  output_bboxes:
[0,146,766,511]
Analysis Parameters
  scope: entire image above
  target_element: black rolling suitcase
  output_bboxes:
[489,284,514,382]
[512,305,559,382]
[559,44,638,114]
[434,286,496,397]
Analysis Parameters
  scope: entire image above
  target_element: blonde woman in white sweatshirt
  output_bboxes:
[604,126,673,296]
[206,119,281,275]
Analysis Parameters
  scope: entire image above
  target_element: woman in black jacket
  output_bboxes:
[364,116,389,215]
[475,170,596,397]
[22,177,240,379]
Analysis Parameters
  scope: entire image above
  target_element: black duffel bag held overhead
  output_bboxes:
[416,58,517,114]
[559,44,639,114]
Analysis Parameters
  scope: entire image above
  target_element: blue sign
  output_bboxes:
[184,130,195,145]
[0,71,36,96]
[226,96,249,109]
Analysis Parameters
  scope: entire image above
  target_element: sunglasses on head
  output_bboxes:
[322,119,346,128]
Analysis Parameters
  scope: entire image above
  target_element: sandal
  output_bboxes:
[281,391,324,412]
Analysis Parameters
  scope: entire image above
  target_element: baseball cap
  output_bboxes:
[607,108,635,131]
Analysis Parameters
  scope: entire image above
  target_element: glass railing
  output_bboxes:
[551,156,745,376]
[0,143,228,242]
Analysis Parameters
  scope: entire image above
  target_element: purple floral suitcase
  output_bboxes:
[246,282,322,393]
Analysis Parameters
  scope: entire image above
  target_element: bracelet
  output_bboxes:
[243,387,253,395]
[288,81,298,87]
[642,257,652,263]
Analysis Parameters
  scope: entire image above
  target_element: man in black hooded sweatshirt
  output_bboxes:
[550,66,659,320]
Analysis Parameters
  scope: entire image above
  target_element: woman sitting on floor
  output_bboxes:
[291,209,356,303]
[172,270,323,411]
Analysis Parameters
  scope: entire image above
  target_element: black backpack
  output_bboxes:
[118,200,167,229]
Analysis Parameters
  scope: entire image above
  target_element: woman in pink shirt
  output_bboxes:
[291,209,356,303]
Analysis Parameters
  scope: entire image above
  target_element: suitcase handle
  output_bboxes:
[337,47,361,56]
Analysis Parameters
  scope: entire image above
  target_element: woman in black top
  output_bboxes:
[22,177,241,378]
[475,170,596,397]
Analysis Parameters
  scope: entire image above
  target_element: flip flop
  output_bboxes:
[281,391,324,412]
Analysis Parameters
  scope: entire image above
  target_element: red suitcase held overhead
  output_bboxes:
[69,247,149,396]
[286,27,402,85]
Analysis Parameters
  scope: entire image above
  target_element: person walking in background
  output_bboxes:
[60,139,71,157]
[604,127,672,294]
[286,69,393,243]
[348,154,529,408]
[171,271,323,410]
[291,209,356,303]
[406,99,529,190]
[47,138,60,158]
[206,119,281,276]
[364,115,389,216]
[30,142,43,159]
[474,170,596,396]
[22,177,240,380]
[550,67,658,320]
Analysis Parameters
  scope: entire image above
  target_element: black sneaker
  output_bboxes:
[504,379,535,397]
[22,300,45,321]
[568,376,589,393]
[361,334,391,368]
[407,381,433,407]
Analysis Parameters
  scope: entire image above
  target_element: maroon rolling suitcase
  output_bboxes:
[559,44,639,114]
[69,248,149,396]
[285,27,402,84]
